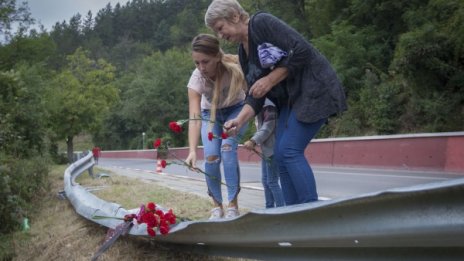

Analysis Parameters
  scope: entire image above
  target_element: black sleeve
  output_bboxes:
[245,95,266,116]
[250,12,315,79]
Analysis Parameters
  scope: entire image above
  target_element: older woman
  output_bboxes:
[205,0,347,205]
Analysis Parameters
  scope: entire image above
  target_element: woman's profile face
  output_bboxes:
[212,18,242,43]
[192,51,220,80]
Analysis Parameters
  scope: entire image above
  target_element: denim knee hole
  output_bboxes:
[206,155,220,163]
[221,144,232,152]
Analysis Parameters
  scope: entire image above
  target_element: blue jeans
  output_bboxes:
[275,107,326,205]
[262,156,285,208]
[201,102,247,205]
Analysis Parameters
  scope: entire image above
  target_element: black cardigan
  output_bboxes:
[239,12,347,123]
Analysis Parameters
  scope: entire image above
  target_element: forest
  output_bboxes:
[0,0,463,233]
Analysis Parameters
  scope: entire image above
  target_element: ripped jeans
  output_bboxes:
[201,102,247,205]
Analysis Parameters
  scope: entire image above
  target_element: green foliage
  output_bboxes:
[312,0,463,135]
[46,48,119,161]
[0,156,49,235]
[126,49,192,147]
[0,64,51,235]
[0,65,49,157]
[390,0,464,132]
[0,33,56,70]
[0,0,51,238]
[359,81,403,134]
[306,0,349,38]
[0,0,34,42]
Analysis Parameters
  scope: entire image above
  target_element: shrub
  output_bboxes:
[0,156,50,234]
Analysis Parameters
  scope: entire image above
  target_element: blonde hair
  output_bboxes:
[205,0,249,29]
[191,33,246,130]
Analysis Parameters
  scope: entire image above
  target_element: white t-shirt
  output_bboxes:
[187,68,246,110]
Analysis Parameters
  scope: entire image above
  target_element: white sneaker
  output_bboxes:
[209,207,224,220]
[225,207,240,219]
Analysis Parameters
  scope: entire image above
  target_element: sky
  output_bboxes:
[25,0,129,31]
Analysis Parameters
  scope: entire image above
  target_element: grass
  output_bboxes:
[0,165,251,261]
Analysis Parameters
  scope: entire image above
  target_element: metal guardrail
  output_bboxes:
[65,152,464,260]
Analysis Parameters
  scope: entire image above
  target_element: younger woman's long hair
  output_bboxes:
[191,33,246,131]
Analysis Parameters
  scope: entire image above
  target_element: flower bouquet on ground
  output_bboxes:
[91,202,177,260]
[92,201,177,237]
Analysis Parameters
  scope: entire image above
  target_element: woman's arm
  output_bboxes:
[248,66,288,98]
[251,12,314,78]
[186,89,202,167]
[223,104,256,137]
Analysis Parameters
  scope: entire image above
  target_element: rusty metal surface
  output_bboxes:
[65,152,464,260]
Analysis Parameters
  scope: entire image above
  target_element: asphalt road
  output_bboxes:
[97,157,460,200]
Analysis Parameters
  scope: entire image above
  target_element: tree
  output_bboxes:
[390,0,464,132]
[0,64,50,234]
[0,33,56,70]
[47,48,119,162]
[0,64,48,157]
[97,49,192,149]
[0,0,33,42]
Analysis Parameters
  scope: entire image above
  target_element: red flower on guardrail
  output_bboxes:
[93,201,177,237]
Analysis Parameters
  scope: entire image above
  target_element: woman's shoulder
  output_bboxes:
[189,68,208,82]
[250,12,290,39]
[188,69,208,90]
[190,68,203,78]
[251,12,276,24]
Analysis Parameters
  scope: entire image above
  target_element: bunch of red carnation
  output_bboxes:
[124,202,177,237]
[207,131,228,141]
[169,118,228,142]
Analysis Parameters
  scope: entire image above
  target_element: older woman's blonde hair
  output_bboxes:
[205,0,249,29]
[191,33,246,130]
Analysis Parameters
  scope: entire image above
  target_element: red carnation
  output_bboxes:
[155,209,165,219]
[141,212,158,227]
[164,209,177,224]
[147,226,156,237]
[153,138,161,148]
[146,202,156,212]
[159,224,169,235]
[208,132,214,141]
[161,159,167,168]
[221,132,228,139]
[169,121,183,133]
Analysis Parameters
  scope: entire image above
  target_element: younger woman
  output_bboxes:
[185,34,248,219]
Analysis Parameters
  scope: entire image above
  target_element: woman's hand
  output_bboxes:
[185,151,197,170]
[223,119,241,137]
[248,76,273,98]
[223,104,256,137]
[249,67,289,98]
[243,140,256,151]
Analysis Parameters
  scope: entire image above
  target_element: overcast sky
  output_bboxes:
[26,0,129,31]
